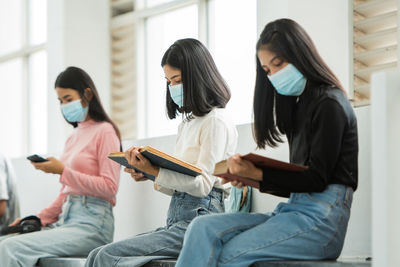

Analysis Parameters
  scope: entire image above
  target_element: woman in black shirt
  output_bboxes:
[175,18,358,267]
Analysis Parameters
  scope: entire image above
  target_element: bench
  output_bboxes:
[37,257,371,267]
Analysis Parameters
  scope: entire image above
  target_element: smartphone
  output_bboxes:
[27,154,49,163]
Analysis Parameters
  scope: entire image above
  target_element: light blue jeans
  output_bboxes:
[176,184,353,267]
[85,187,224,267]
[0,195,114,267]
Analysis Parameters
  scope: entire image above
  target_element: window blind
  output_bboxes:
[353,0,398,105]
[111,0,136,139]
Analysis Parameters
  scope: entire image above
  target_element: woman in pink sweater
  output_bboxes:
[0,67,121,267]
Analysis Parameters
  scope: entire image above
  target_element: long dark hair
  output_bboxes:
[55,66,121,141]
[253,18,343,148]
[161,38,231,119]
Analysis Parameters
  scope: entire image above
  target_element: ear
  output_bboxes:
[84,88,93,101]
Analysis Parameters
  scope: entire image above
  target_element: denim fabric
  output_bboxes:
[0,195,114,267]
[85,187,224,267]
[176,184,353,267]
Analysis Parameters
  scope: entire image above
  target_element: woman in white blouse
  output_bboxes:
[85,38,238,267]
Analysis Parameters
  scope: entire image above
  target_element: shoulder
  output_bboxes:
[94,121,116,133]
[312,86,357,125]
[199,109,236,130]
[90,121,119,142]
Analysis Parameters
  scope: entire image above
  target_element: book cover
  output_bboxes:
[213,153,308,189]
[108,146,202,180]
[107,154,156,180]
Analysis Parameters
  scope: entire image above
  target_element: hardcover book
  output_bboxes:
[108,146,202,180]
[213,153,308,189]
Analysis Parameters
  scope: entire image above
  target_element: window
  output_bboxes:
[0,0,47,157]
[353,0,397,106]
[145,5,199,137]
[110,0,257,139]
[208,0,256,126]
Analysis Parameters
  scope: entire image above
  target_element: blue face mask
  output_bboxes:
[61,99,89,123]
[268,63,307,96]
[168,83,184,107]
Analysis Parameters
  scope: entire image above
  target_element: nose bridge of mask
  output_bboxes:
[61,99,81,108]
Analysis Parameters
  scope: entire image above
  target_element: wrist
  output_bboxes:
[252,168,263,181]
[59,165,65,175]
[149,166,160,177]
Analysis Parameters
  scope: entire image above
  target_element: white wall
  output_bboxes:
[46,0,111,153]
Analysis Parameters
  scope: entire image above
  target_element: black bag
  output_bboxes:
[0,215,41,235]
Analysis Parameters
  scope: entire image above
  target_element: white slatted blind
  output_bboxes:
[353,0,398,105]
[111,0,136,139]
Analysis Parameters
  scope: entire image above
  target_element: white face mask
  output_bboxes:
[168,83,184,107]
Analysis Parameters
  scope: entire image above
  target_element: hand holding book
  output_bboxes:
[124,146,160,181]
[213,153,308,190]
[225,154,263,181]
[217,154,263,189]
[108,146,202,181]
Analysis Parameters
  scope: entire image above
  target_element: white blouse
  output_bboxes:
[154,108,238,198]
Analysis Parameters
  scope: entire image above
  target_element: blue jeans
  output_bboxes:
[176,184,353,267]
[85,187,224,267]
[0,195,114,267]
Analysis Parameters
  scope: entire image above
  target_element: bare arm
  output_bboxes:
[0,200,7,218]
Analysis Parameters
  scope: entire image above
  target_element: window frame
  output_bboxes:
[0,0,47,156]
[111,0,209,138]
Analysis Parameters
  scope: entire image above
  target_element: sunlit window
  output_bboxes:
[145,5,198,137]
[0,0,47,157]
[208,0,257,126]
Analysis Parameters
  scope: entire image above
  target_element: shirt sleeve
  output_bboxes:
[153,183,174,196]
[155,117,231,198]
[259,99,347,193]
[0,158,9,201]
[37,187,66,226]
[59,131,121,200]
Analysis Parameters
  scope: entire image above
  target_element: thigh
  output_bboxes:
[98,222,189,258]
[1,223,106,257]
[0,232,19,242]
[219,211,326,266]
[186,212,272,243]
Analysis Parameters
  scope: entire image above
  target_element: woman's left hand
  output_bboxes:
[125,146,160,178]
[31,157,65,174]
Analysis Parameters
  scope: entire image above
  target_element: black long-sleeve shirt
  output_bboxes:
[259,86,358,197]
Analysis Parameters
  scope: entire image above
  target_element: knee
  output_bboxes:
[187,215,215,236]
[87,245,102,260]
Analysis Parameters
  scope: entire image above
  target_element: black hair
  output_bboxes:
[161,38,231,119]
[55,66,121,142]
[253,18,344,148]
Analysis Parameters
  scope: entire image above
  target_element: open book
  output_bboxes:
[108,146,202,181]
[213,153,308,189]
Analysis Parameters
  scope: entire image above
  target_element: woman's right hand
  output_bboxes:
[124,167,149,182]
[227,154,263,181]
[9,217,21,226]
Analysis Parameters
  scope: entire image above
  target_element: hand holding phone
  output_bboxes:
[27,154,49,163]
